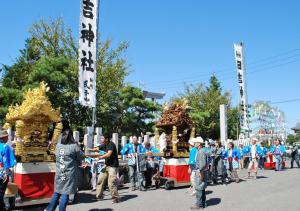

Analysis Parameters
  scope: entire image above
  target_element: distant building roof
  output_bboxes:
[143,91,165,100]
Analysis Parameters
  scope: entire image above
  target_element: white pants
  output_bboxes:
[248,159,258,173]
[190,170,196,192]
[91,172,98,189]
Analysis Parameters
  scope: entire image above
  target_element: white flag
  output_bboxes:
[234,43,249,131]
[78,0,98,107]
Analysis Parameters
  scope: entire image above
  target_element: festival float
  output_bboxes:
[155,99,195,189]
[4,82,62,207]
[250,102,286,169]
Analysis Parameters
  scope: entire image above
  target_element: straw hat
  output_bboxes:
[0,129,8,139]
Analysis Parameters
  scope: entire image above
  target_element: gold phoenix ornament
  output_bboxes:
[5,82,61,162]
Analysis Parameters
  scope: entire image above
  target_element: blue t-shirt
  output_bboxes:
[189,147,197,169]
[0,141,16,179]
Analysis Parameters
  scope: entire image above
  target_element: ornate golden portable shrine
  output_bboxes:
[155,99,195,158]
[4,82,61,162]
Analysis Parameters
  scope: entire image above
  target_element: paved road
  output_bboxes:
[16,162,300,211]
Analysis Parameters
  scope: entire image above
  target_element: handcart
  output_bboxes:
[160,158,190,190]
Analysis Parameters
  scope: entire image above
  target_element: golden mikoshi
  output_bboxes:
[4,82,62,162]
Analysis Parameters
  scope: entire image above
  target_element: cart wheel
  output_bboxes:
[68,192,77,205]
[8,197,15,210]
[165,181,173,190]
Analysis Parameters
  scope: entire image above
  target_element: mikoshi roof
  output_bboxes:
[5,82,61,123]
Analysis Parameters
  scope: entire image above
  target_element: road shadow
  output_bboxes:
[169,186,190,190]
[206,198,221,207]
[244,176,268,180]
[206,190,213,195]
[121,194,138,202]
[74,192,137,204]
[118,186,130,190]
[74,192,105,204]
[88,209,113,211]
[256,176,268,179]
[13,204,47,210]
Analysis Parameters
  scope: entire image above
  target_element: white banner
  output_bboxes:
[234,43,249,131]
[78,0,98,107]
[220,104,228,145]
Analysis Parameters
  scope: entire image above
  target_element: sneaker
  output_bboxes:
[112,198,121,204]
[190,204,203,209]
[190,191,196,196]
[131,187,136,191]
[95,196,104,201]
[139,186,147,191]
[187,187,193,194]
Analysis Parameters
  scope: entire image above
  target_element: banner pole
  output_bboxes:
[79,0,99,131]
[92,0,100,131]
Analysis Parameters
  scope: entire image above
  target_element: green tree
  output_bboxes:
[286,134,300,145]
[95,40,129,134]
[114,85,161,136]
[0,18,129,133]
[175,75,239,140]
[227,106,240,139]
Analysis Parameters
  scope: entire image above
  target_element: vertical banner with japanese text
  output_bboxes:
[78,0,98,107]
[234,43,249,132]
[220,104,228,146]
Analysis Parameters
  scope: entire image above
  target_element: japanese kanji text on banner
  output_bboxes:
[234,43,249,132]
[78,0,98,107]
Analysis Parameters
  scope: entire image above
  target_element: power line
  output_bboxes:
[152,56,300,90]
[144,47,300,86]
[246,53,300,70]
[246,57,300,75]
[221,57,300,80]
[146,55,300,88]
[245,48,300,66]
[270,98,300,105]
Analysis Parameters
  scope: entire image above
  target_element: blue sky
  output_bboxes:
[1,0,300,133]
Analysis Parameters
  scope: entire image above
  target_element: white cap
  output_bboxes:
[193,136,204,144]
[208,139,215,145]
[189,138,196,146]
[252,137,258,142]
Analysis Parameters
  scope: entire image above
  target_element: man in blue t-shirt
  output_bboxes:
[143,141,160,189]
[121,136,146,191]
[0,129,16,210]
[188,138,198,196]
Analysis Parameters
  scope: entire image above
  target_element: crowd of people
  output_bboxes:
[82,131,290,210]
[83,134,161,206]
[188,137,288,209]
[0,123,297,211]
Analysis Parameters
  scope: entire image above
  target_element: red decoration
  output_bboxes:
[14,172,55,199]
[264,153,285,169]
[163,165,190,183]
